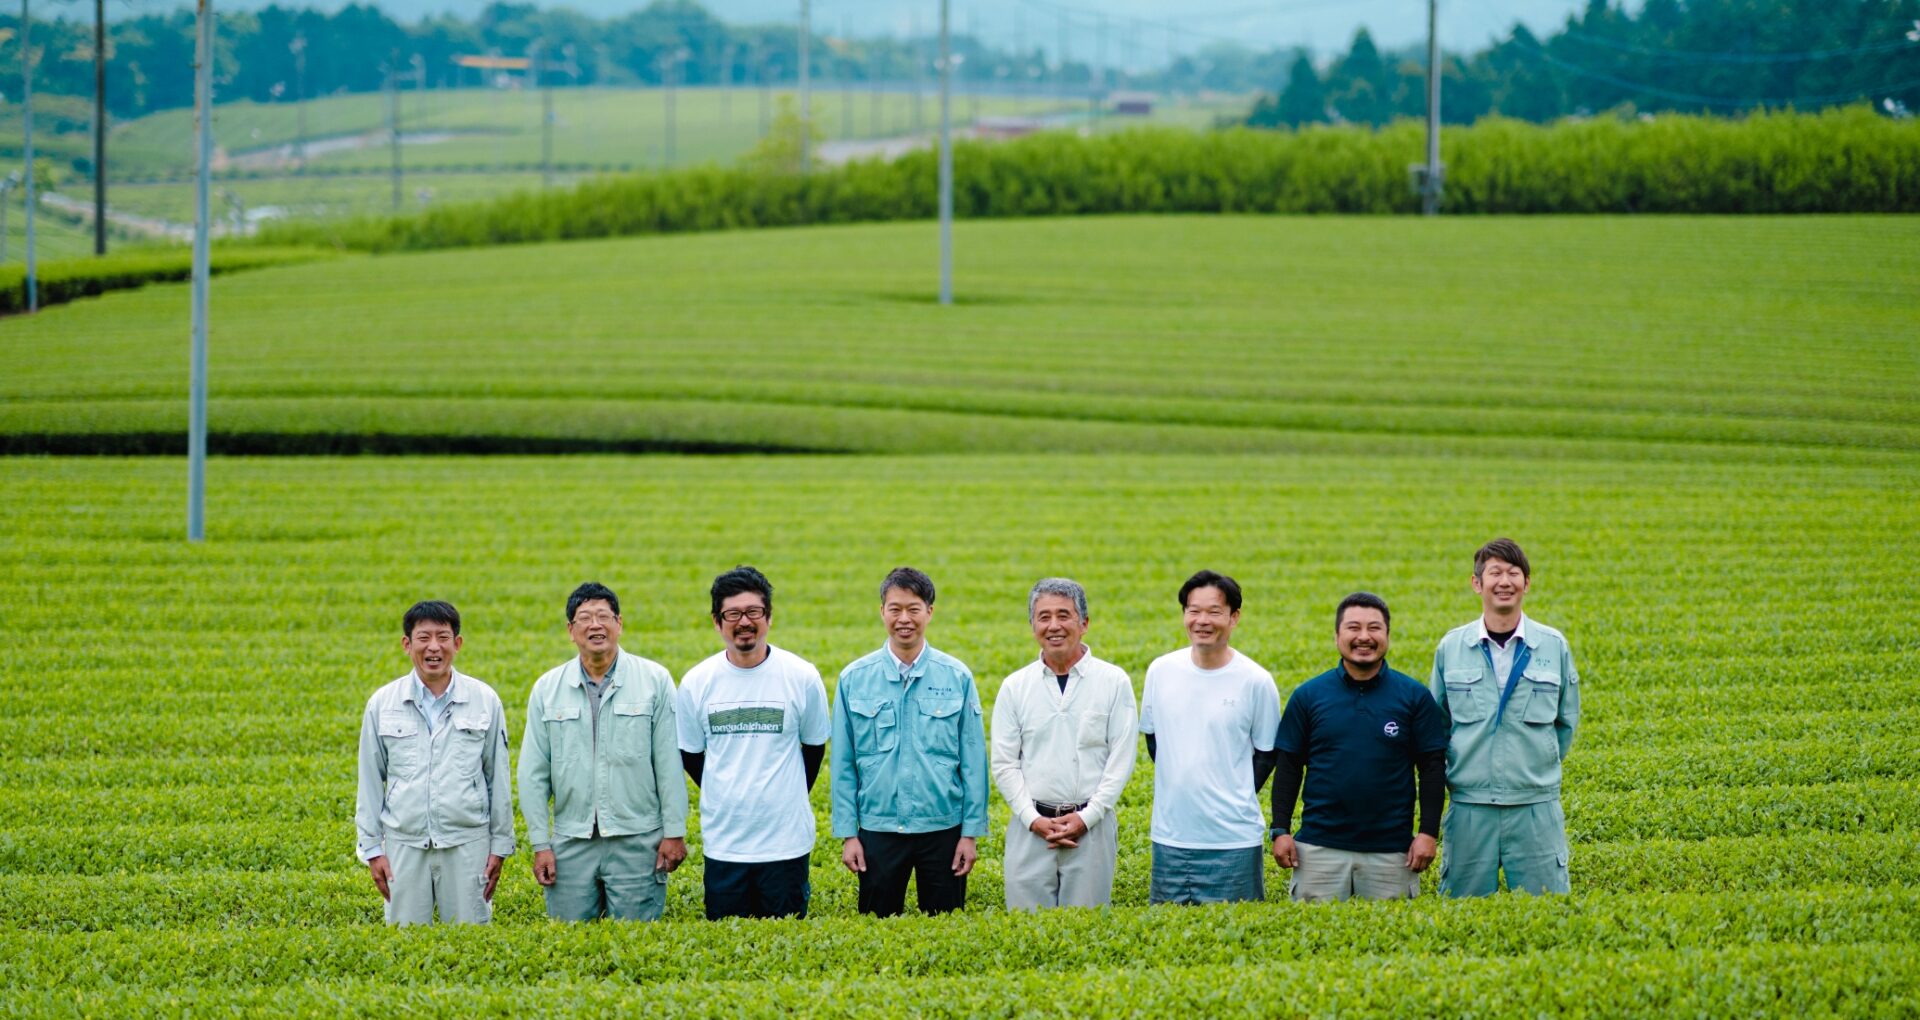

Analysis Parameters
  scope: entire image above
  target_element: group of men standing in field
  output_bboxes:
[354,539,1579,925]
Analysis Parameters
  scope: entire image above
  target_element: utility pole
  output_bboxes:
[1092,15,1106,128]
[966,8,980,125]
[92,0,105,255]
[385,58,401,212]
[756,44,770,137]
[911,11,925,134]
[535,42,554,187]
[290,33,306,167]
[1056,11,1068,112]
[189,0,213,542]
[937,0,952,306]
[798,0,811,171]
[869,47,881,135]
[1422,0,1443,215]
[22,0,37,311]
[0,173,16,263]
[660,47,687,168]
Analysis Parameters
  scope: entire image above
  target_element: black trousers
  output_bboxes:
[703,853,811,920]
[856,825,967,917]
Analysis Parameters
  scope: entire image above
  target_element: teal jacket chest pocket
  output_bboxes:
[1442,670,1489,724]
[914,698,963,759]
[1520,670,1562,725]
[848,699,898,755]
[380,712,423,777]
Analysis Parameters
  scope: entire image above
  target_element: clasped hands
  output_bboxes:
[1029,811,1088,849]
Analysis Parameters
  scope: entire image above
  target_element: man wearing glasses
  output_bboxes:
[520,582,689,921]
[677,566,831,919]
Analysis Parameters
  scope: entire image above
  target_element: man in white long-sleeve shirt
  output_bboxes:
[990,578,1137,909]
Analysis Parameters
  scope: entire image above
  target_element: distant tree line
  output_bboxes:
[0,0,1110,122]
[1246,0,1920,128]
[0,0,1914,124]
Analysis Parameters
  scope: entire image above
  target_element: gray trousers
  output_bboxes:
[1003,814,1119,910]
[385,839,493,926]
[545,830,668,922]
[1289,840,1420,902]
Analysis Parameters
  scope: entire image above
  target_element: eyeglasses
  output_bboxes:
[719,606,768,623]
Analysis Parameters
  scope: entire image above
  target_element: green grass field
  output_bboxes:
[2,215,1917,1013]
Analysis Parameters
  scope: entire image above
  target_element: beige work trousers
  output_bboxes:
[1002,813,1119,910]
[1288,839,1420,902]
[385,838,493,925]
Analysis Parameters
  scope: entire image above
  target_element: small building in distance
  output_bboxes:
[1108,91,1155,116]
[975,116,1048,139]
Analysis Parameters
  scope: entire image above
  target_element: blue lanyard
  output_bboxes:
[1482,639,1534,728]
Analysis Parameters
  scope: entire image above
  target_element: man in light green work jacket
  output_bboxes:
[355,600,515,925]
[831,566,991,917]
[520,581,689,921]
[1430,538,1581,896]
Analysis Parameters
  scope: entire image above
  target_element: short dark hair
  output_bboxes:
[711,566,773,620]
[1178,570,1242,613]
[1474,538,1531,579]
[566,582,621,622]
[1336,591,1391,631]
[880,566,936,606]
[402,600,461,638]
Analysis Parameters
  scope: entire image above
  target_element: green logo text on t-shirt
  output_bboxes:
[708,704,786,735]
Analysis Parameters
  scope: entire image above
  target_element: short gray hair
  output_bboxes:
[1028,577,1089,622]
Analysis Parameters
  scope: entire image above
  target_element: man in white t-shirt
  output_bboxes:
[677,566,831,920]
[1139,570,1283,904]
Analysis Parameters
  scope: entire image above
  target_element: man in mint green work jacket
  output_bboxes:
[831,566,990,916]
[1430,538,1581,897]
[520,581,689,921]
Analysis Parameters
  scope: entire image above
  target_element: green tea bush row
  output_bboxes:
[258,107,1920,255]
[7,834,1913,932]
[0,247,334,315]
[9,943,1918,1018]
[1,887,1912,988]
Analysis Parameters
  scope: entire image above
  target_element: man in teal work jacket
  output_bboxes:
[830,566,990,916]
[520,581,689,921]
[1430,538,1581,896]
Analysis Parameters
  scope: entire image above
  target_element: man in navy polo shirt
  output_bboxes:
[1269,592,1448,901]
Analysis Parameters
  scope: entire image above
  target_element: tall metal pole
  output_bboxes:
[537,43,554,187]
[798,0,811,172]
[189,0,213,542]
[290,33,306,167]
[386,60,402,212]
[1422,0,1443,215]
[92,0,106,255]
[937,0,952,307]
[22,0,37,311]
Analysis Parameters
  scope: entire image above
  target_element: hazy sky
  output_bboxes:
[176,0,1597,62]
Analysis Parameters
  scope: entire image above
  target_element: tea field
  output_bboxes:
[1,215,1918,1015]
[3,216,1916,458]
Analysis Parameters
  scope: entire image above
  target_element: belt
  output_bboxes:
[1033,800,1089,818]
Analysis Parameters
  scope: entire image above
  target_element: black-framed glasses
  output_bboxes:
[719,606,768,623]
